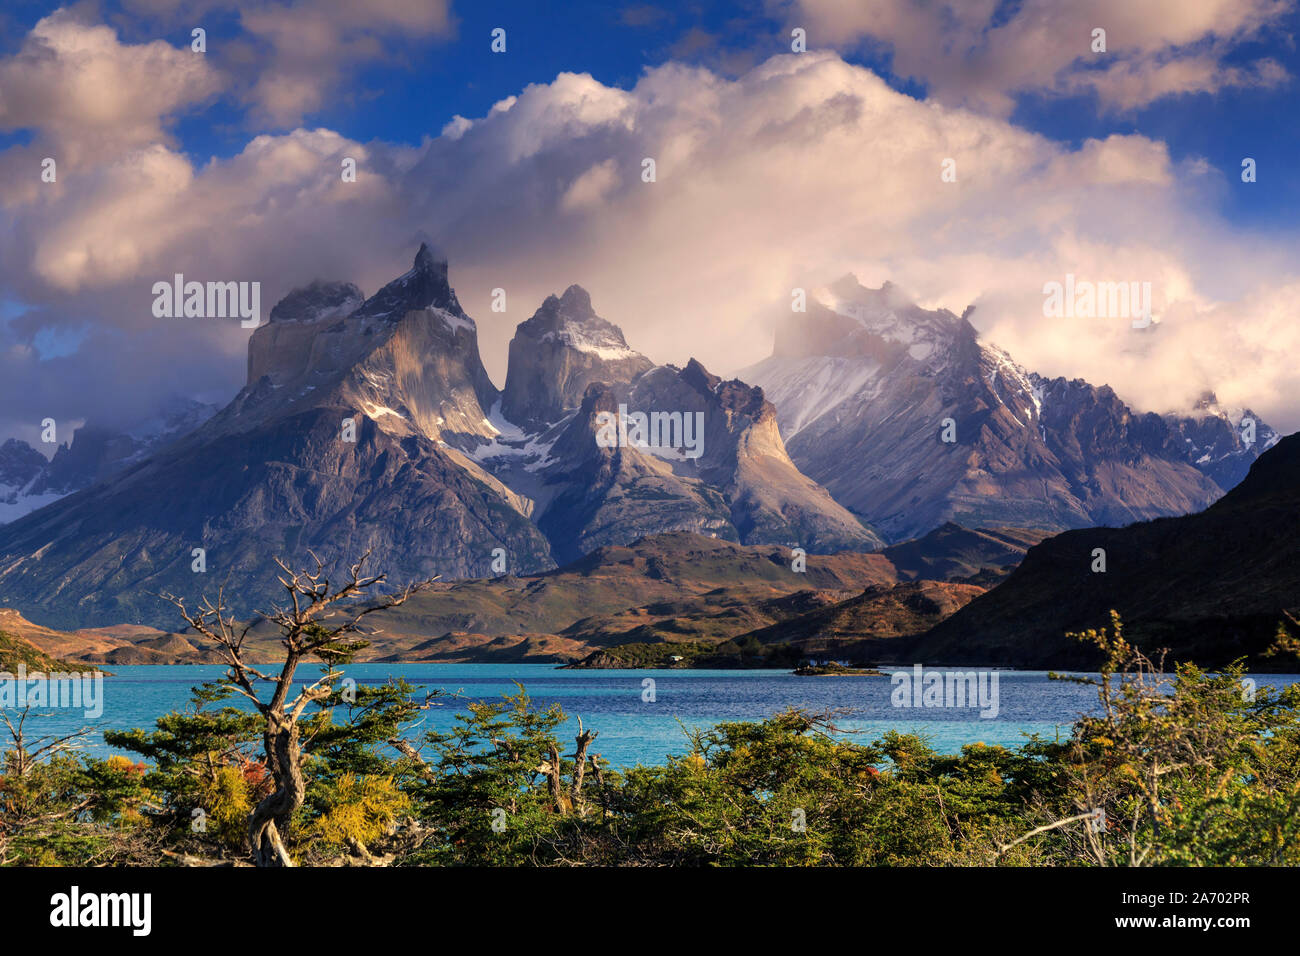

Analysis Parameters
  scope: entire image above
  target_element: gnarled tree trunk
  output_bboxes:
[249,712,305,867]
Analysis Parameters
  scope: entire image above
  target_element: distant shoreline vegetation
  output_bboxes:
[792,662,883,676]
[561,638,808,669]
[559,638,888,672]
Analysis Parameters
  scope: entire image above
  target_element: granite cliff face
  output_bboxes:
[500,284,653,428]
[742,277,1276,541]
[0,246,555,628]
[475,297,884,563]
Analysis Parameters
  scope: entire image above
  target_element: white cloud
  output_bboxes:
[2,47,1298,444]
[774,0,1292,113]
[119,0,456,126]
[561,159,621,212]
[236,0,455,125]
[0,11,223,164]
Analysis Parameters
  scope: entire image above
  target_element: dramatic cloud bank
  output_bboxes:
[775,0,1291,114]
[1,13,1298,446]
[119,0,456,125]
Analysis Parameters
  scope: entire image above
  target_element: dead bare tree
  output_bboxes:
[162,549,436,867]
[0,705,91,778]
[536,716,600,817]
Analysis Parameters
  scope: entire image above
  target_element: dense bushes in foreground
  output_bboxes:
[4,611,1300,867]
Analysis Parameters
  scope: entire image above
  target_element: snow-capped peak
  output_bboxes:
[528,285,641,359]
[816,275,962,358]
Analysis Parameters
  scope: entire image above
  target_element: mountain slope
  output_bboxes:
[23,523,1038,666]
[729,522,1050,661]
[0,608,211,665]
[180,531,898,663]
[910,430,1300,668]
[741,580,987,659]
[880,523,1050,580]
[0,626,84,674]
[252,523,1021,663]
[742,277,1276,541]
[0,401,218,524]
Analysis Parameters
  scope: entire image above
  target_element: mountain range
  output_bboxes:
[742,277,1276,541]
[0,400,216,524]
[0,246,1280,651]
[0,247,878,628]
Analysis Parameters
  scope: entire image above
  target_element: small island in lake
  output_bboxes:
[792,661,883,676]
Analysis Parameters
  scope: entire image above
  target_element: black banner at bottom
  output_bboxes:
[0,865,1280,943]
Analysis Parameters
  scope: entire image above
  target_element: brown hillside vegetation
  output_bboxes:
[19,525,1046,666]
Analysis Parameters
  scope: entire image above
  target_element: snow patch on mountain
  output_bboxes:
[430,306,475,336]
[542,326,640,361]
[744,355,884,440]
[468,401,562,471]
[360,402,407,421]
[745,276,1277,540]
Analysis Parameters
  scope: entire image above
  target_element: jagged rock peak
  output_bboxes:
[518,284,634,352]
[0,438,46,488]
[679,358,767,417]
[555,284,594,316]
[414,241,438,271]
[269,280,364,323]
[354,243,464,321]
[681,357,720,392]
[824,275,961,326]
[827,275,900,305]
[773,275,972,363]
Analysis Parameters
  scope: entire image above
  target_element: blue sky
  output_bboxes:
[5,0,1296,229]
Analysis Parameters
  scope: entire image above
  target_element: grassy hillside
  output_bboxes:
[881,523,1049,580]
[0,628,87,674]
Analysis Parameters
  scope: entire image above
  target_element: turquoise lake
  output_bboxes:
[10,664,1299,770]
